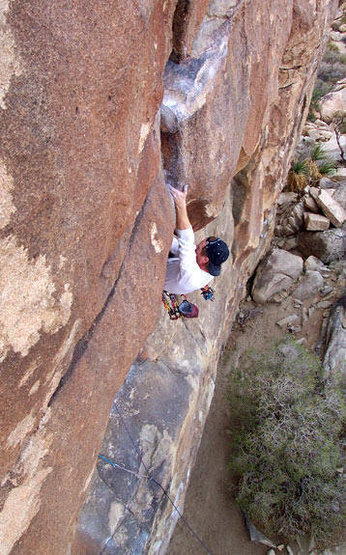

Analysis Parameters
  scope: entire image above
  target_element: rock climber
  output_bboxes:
[164,184,229,295]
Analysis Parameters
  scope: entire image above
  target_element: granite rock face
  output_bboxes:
[0,0,339,552]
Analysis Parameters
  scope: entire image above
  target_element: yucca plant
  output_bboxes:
[287,159,309,191]
[286,142,338,191]
[307,144,331,183]
[318,159,337,176]
[310,143,328,161]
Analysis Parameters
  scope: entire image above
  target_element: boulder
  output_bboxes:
[329,182,346,211]
[314,118,333,129]
[309,188,345,227]
[334,167,346,180]
[295,136,316,160]
[319,80,346,123]
[319,176,338,188]
[279,236,298,251]
[304,212,330,231]
[276,199,305,237]
[278,192,298,205]
[304,255,328,272]
[252,249,304,304]
[328,36,346,55]
[292,270,324,301]
[303,123,333,141]
[297,228,345,263]
[329,30,345,42]
[304,194,320,213]
[322,133,346,162]
[276,314,299,328]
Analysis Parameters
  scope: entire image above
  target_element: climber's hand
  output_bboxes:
[167,184,188,210]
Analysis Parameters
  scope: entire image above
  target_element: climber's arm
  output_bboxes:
[167,184,191,230]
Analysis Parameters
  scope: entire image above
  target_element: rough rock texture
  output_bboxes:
[305,255,329,272]
[298,227,345,263]
[0,1,177,551]
[304,211,330,231]
[320,78,346,122]
[276,197,305,236]
[331,182,346,209]
[310,187,346,227]
[292,270,324,300]
[252,248,304,304]
[0,0,339,552]
[304,194,320,213]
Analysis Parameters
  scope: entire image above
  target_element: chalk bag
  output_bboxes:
[178,298,199,318]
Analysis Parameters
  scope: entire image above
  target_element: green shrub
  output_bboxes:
[228,338,344,548]
[310,143,328,161]
[317,159,337,176]
[307,80,331,120]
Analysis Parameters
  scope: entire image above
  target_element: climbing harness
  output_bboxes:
[162,291,199,320]
[162,291,181,320]
[162,286,215,321]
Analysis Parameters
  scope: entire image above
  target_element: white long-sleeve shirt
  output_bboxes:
[164,227,213,294]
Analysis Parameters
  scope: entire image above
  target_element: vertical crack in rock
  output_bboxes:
[231,168,248,226]
[1,0,339,552]
[190,0,246,58]
[79,4,340,552]
[170,0,191,62]
[160,19,232,211]
[47,189,153,407]
[162,29,229,124]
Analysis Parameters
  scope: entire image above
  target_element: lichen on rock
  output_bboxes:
[0,235,72,360]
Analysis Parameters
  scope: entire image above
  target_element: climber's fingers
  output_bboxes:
[167,184,188,197]
[167,184,189,209]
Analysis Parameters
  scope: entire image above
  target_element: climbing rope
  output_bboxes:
[97,402,213,554]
